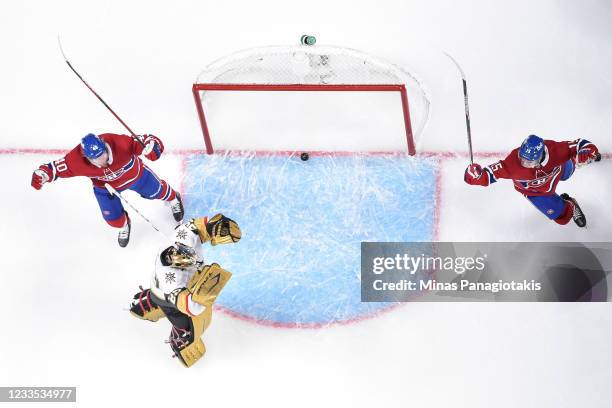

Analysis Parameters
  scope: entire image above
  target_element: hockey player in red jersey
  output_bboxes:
[464,135,601,227]
[30,133,184,246]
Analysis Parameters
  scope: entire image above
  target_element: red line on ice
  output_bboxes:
[10,148,610,328]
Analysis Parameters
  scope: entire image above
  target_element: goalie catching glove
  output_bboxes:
[189,214,242,246]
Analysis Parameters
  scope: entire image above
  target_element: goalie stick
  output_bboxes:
[58,36,145,147]
[444,52,474,164]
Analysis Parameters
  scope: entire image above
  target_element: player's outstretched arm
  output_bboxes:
[30,153,75,190]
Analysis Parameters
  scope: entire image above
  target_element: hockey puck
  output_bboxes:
[300,152,309,161]
[595,152,602,162]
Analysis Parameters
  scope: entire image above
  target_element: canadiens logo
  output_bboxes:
[97,167,127,181]
[528,178,548,187]
[520,165,562,190]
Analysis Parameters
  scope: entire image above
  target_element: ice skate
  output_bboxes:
[118,215,131,247]
[170,192,184,222]
[560,193,586,227]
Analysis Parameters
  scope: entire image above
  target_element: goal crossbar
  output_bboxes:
[192,83,415,155]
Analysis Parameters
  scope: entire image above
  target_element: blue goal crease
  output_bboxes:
[183,154,437,325]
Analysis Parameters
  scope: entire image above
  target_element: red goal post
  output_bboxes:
[192,45,430,155]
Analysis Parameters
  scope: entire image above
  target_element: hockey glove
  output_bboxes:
[206,214,242,245]
[31,165,52,190]
[464,163,484,185]
[192,214,242,245]
[577,144,600,166]
[142,135,164,161]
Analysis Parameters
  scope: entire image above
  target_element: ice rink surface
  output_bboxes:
[1,0,612,407]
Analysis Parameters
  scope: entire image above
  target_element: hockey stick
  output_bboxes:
[58,36,145,147]
[444,52,474,164]
[104,183,171,239]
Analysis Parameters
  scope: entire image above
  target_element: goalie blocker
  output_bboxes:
[130,214,241,367]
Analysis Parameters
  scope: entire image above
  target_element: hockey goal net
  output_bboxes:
[192,45,430,155]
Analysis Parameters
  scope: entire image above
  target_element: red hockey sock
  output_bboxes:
[107,213,128,228]
[157,180,177,202]
[554,201,574,225]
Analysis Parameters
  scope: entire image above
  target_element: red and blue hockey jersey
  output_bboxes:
[43,133,147,190]
[477,139,593,196]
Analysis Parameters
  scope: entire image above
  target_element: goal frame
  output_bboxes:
[192,83,416,155]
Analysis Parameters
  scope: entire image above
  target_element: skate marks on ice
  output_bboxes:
[183,152,438,327]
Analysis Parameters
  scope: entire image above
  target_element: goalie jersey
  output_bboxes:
[151,241,206,316]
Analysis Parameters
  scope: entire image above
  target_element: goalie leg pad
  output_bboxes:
[176,337,206,368]
[130,287,166,322]
[165,306,212,367]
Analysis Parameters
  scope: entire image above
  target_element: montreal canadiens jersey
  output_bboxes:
[481,139,590,196]
[43,133,146,190]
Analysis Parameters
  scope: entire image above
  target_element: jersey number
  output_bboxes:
[489,162,503,172]
[54,158,68,173]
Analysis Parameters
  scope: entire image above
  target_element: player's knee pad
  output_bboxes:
[130,287,166,322]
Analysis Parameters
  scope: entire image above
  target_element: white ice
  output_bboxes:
[1,1,612,407]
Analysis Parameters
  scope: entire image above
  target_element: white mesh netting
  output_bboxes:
[195,45,431,153]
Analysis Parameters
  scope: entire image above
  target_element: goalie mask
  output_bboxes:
[161,244,197,269]
[159,223,202,269]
